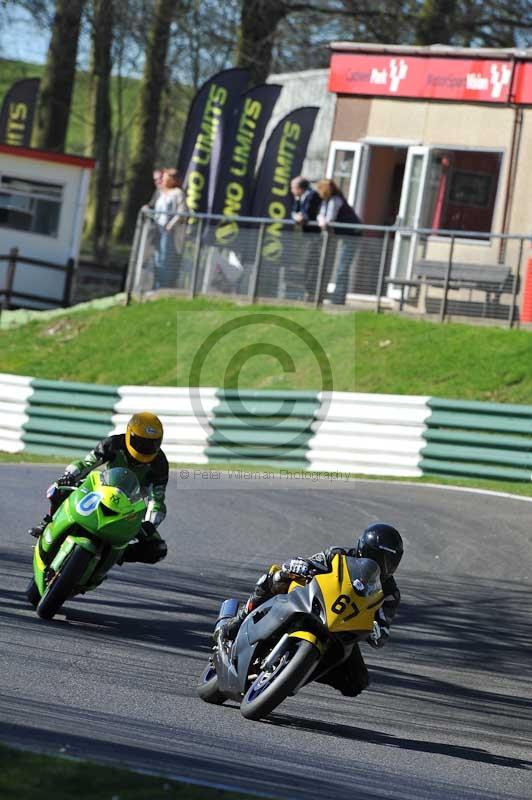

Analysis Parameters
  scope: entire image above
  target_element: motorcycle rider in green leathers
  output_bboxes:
[29,412,168,564]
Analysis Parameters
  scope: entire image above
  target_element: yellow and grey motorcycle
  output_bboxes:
[197,554,384,720]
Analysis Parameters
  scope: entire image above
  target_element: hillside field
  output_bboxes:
[1,298,532,402]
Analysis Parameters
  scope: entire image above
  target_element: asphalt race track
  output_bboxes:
[1,464,531,800]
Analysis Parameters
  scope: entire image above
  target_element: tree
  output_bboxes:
[113,0,179,242]
[415,0,457,44]
[85,0,114,261]
[32,0,85,151]
[236,0,288,86]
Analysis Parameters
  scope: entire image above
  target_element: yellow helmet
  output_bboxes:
[125,412,163,463]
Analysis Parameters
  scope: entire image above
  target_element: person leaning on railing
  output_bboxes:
[290,176,322,300]
[316,178,362,305]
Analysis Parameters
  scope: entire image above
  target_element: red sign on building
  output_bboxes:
[513,62,532,104]
[329,53,515,104]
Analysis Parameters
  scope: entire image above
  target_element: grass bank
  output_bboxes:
[0,297,356,391]
[1,298,531,401]
[0,743,258,800]
[355,312,532,402]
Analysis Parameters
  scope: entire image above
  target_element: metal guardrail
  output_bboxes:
[127,209,532,327]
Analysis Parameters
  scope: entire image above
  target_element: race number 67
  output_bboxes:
[331,594,359,622]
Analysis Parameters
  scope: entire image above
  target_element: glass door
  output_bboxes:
[326,141,369,217]
[389,146,430,288]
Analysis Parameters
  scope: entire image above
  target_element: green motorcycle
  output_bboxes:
[27,467,147,620]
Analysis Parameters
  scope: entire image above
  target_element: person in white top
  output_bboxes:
[153,168,187,288]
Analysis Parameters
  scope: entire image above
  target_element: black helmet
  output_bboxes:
[356,523,403,580]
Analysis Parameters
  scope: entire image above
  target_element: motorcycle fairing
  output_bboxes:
[315,555,384,634]
[214,555,384,700]
[33,469,146,598]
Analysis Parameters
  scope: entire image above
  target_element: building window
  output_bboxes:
[423,149,502,235]
[0,175,63,237]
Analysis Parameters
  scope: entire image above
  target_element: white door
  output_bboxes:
[326,141,369,217]
[389,146,430,285]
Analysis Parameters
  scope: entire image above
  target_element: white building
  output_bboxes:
[0,143,95,308]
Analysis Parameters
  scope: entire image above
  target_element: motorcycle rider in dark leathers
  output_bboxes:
[217,523,403,697]
[29,412,169,565]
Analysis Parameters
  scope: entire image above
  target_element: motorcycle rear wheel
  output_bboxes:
[197,663,226,705]
[240,638,319,721]
[37,546,92,620]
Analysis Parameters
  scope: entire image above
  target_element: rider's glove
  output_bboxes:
[281,558,309,578]
[56,472,77,487]
[367,620,390,649]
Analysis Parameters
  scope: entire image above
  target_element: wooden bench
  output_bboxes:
[385,260,515,316]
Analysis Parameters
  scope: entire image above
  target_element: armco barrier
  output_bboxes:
[308,392,430,477]
[206,389,321,468]
[0,373,33,453]
[1,371,531,481]
[23,379,119,457]
[421,398,532,481]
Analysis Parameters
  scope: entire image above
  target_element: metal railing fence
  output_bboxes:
[0,247,74,313]
[126,209,532,327]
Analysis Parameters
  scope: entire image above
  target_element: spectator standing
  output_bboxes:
[316,179,362,305]
[291,176,321,231]
[153,168,187,289]
[148,169,164,208]
[291,176,322,300]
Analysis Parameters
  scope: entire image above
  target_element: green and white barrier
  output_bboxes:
[0,373,119,457]
[206,389,321,469]
[0,373,33,453]
[421,398,532,481]
[1,372,531,481]
[308,392,430,477]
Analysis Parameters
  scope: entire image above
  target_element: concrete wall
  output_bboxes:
[267,69,335,182]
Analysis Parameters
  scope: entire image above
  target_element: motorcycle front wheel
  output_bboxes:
[240,638,319,721]
[37,546,92,620]
[26,578,40,607]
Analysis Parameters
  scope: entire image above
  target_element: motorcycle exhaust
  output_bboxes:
[214,598,239,632]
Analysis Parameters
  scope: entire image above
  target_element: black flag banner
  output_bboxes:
[0,78,40,147]
[176,68,249,221]
[212,83,281,247]
[250,106,319,262]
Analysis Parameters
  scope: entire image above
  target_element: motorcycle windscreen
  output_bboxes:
[100,467,142,502]
[314,554,383,634]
